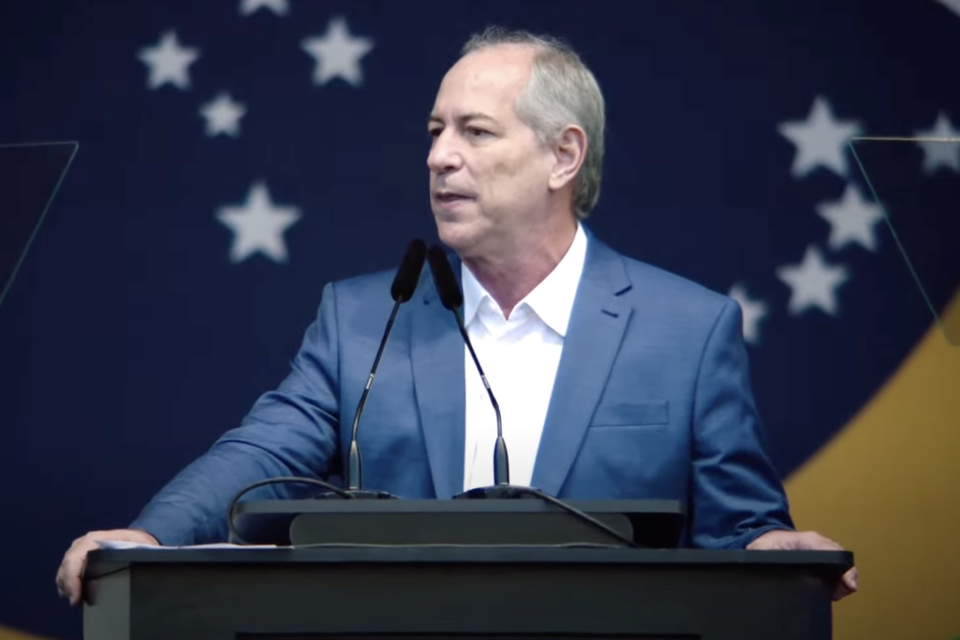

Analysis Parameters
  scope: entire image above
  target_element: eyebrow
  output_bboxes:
[427,112,498,127]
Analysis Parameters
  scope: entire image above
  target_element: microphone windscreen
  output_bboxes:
[426,245,464,311]
[390,239,427,302]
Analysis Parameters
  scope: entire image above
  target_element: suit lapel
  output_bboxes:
[410,264,466,499]
[531,238,633,496]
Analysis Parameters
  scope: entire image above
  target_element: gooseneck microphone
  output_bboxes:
[418,245,638,547]
[425,245,510,487]
[345,239,427,496]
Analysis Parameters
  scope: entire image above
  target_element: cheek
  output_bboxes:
[481,162,515,212]
[490,155,515,177]
[471,145,547,208]
[491,148,527,179]
[488,152,534,194]
[493,155,544,204]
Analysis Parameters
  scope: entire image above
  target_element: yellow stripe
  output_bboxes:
[0,626,46,640]
[785,286,960,640]
[945,293,960,345]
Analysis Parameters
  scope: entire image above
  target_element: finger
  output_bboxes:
[61,541,95,606]
[71,544,94,606]
[55,563,67,599]
[832,582,854,601]
[57,546,79,597]
[57,535,93,596]
[64,553,84,606]
[834,577,856,599]
[831,568,858,600]
[56,555,81,605]
[843,567,859,592]
[55,554,75,599]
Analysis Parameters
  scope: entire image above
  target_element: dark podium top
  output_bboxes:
[84,545,851,640]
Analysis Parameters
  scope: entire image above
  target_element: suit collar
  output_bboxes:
[531,232,634,495]
[410,263,465,498]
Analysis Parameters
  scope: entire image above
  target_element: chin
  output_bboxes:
[436,230,473,256]
[434,219,476,254]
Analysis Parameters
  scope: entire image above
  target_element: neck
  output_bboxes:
[463,216,578,318]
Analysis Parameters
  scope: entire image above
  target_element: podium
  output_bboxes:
[83,500,852,640]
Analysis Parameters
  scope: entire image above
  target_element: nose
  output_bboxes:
[427,129,463,175]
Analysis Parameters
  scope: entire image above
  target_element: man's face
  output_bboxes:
[427,45,556,258]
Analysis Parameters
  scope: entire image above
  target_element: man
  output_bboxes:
[57,27,858,605]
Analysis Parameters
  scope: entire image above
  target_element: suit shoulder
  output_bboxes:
[329,267,396,296]
[305,268,399,320]
[618,253,736,317]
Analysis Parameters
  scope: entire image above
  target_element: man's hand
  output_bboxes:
[56,529,159,606]
[747,529,858,601]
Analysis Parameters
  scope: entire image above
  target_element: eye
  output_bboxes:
[466,127,490,138]
[428,126,442,139]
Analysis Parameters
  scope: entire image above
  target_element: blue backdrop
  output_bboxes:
[1,1,958,638]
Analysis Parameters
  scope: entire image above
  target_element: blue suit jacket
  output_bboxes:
[131,231,794,548]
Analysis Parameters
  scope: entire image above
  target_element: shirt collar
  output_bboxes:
[461,222,588,338]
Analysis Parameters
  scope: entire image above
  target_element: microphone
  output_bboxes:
[342,239,426,498]
[425,245,510,487]
[421,246,640,548]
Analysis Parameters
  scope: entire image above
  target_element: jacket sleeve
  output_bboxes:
[129,282,343,546]
[689,298,795,549]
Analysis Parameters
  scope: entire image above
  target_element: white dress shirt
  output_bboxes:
[461,223,589,490]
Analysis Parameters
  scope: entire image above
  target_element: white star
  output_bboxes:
[137,30,200,90]
[301,17,374,87]
[216,182,301,263]
[728,283,768,345]
[914,112,960,174]
[776,245,850,316]
[239,0,289,16]
[816,184,885,252]
[200,93,247,138]
[778,96,863,179]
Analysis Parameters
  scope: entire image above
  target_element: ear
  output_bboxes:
[547,125,588,192]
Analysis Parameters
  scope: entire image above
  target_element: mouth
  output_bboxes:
[434,191,475,206]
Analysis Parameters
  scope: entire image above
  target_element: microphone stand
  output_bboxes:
[318,239,427,500]
[425,245,531,501]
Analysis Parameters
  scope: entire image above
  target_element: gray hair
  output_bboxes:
[461,26,605,219]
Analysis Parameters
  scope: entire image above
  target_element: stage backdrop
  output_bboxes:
[1,1,958,639]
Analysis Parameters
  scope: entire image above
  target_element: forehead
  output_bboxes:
[432,44,535,116]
